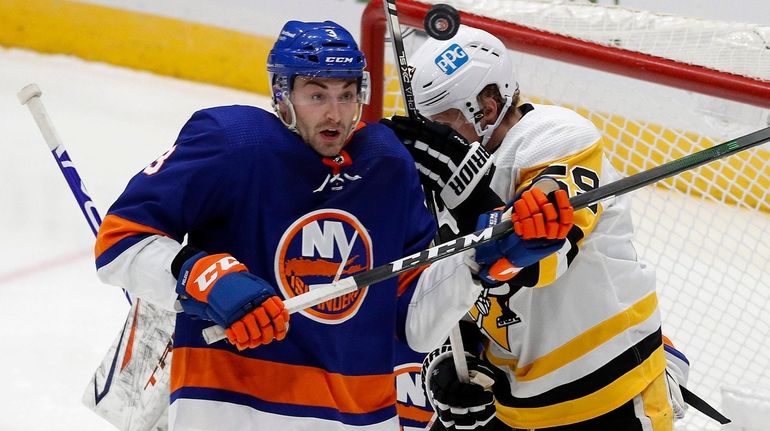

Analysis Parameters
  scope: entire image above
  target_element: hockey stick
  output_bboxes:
[18,84,103,236]
[381,0,472,391]
[203,124,770,344]
[383,0,418,119]
[18,84,173,431]
[18,85,130,307]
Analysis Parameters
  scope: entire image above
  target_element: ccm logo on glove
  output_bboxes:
[187,255,247,297]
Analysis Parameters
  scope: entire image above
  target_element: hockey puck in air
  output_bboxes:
[424,4,460,41]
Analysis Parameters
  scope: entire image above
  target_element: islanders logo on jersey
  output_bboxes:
[394,361,434,430]
[274,209,373,324]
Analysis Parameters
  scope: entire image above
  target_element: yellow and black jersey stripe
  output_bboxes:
[490,329,665,428]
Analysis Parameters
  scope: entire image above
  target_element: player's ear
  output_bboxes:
[479,96,499,126]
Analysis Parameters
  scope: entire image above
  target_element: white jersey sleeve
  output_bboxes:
[490,104,602,199]
[97,234,182,311]
[404,251,482,352]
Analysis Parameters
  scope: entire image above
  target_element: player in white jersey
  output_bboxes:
[386,26,692,430]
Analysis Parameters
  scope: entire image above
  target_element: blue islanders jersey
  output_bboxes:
[95,106,437,430]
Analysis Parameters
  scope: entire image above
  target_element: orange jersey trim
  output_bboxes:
[662,334,675,348]
[171,347,396,414]
[396,403,433,422]
[345,121,367,146]
[95,214,170,259]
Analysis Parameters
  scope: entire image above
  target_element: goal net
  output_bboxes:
[361,1,770,430]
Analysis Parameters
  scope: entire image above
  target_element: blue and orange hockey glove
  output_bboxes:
[474,188,573,283]
[172,247,289,350]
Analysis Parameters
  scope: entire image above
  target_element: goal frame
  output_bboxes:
[359,0,770,124]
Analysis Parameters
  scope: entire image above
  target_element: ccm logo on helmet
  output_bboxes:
[435,43,468,75]
[325,56,354,63]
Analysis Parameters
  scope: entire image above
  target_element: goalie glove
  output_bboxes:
[381,115,503,234]
[422,345,501,431]
[172,246,289,350]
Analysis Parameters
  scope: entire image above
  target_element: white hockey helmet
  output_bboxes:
[411,25,518,144]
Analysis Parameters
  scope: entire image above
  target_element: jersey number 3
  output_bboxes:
[143,145,177,176]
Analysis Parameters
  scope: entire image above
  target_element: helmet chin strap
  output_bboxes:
[346,103,364,141]
[474,95,513,148]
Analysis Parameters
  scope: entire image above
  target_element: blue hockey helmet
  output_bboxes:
[268,21,369,99]
[268,20,370,132]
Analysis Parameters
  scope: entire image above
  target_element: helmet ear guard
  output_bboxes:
[358,71,371,105]
[269,73,298,131]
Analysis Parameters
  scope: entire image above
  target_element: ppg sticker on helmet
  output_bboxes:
[435,43,468,75]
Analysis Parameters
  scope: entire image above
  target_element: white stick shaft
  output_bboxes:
[18,83,104,236]
[18,84,63,152]
[449,326,470,383]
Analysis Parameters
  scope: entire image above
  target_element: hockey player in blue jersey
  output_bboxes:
[93,20,550,431]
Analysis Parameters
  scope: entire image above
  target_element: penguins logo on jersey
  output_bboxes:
[275,209,373,324]
[469,286,525,352]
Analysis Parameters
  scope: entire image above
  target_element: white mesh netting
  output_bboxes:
[419,0,770,81]
[375,1,770,430]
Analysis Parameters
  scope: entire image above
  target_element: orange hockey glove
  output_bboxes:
[475,187,574,283]
[512,188,573,240]
[225,296,289,350]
